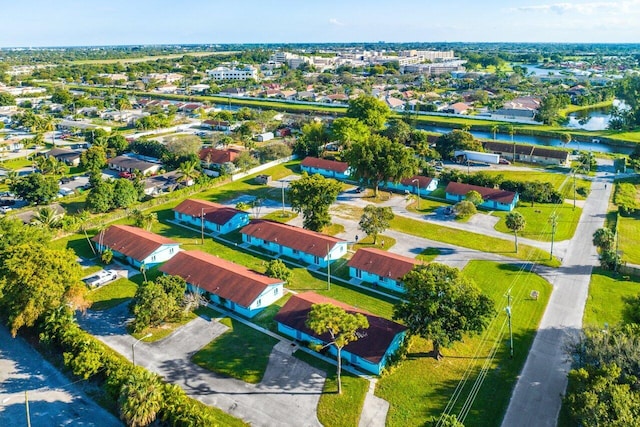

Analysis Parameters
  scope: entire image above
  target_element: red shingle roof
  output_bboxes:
[159,251,282,308]
[301,157,349,174]
[174,199,245,225]
[400,175,434,188]
[347,248,419,281]
[199,148,241,165]
[91,225,178,261]
[274,292,406,364]
[240,220,344,258]
[445,182,517,205]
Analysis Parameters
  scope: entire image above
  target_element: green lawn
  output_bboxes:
[131,312,198,342]
[390,216,560,267]
[260,210,298,223]
[353,234,396,251]
[1,157,33,170]
[323,223,345,236]
[493,203,582,242]
[294,350,369,427]
[583,268,640,328]
[377,261,552,427]
[192,315,279,384]
[618,214,640,265]
[87,277,138,311]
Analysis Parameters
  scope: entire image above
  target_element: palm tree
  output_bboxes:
[118,368,163,427]
[31,206,63,229]
[3,170,18,186]
[50,159,68,176]
[505,212,526,253]
[178,159,200,184]
[491,125,499,140]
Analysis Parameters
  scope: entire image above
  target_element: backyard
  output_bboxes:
[493,203,582,242]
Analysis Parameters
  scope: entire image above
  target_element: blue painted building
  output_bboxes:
[300,157,351,180]
[173,198,249,234]
[384,175,439,197]
[274,292,407,375]
[347,248,420,293]
[240,220,347,268]
[159,250,284,318]
[91,225,180,268]
[445,182,519,212]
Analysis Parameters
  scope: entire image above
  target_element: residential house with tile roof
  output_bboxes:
[107,155,161,176]
[384,175,439,197]
[159,250,284,318]
[274,292,407,374]
[173,199,249,234]
[240,220,347,268]
[445,182,519,211]
[91,225,180,267]
[347,248,420,293]
[300,157,351,180]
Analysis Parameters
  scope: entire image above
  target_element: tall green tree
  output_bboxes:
[129,275,186,332]
[465,190,484,206]
[80,145,108,172]
[346,95,391,130]
[344,135,418,197]
[306,303,369,394]
[0,243,85,336]
[435,130,483,160]
[393,263,494,360]
[505,211,526,252]
[10,173,59,205]
[86,179,114,213]
[330,117,370,149]
[592,228,615,252]
[288,172,342,231]
[294,121,330,157]
[358,205,394,244]
[264,259,292,283]
[31,206,63,229]
[112,178,139,209]
[383,118,412,145]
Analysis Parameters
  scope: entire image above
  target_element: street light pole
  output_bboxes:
[412,178,420,210]
[505,290,513,359]
[132,333,152,366]
[549,213,558,260]
[281,180,285,216]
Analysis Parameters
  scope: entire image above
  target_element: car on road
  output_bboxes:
[83,270,118,288]
[499,159,511,165]
[355,186,365,193]
[0,206,12,214]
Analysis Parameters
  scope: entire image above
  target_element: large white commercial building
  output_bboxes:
[206,66,258,81]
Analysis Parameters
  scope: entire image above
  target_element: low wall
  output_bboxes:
[231,155,297,181]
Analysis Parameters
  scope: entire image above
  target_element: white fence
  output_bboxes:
[230,155,298,181]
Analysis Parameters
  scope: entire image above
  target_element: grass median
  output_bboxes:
[390,216,560,267]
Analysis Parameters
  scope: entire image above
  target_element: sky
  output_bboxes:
[2,0,640,47]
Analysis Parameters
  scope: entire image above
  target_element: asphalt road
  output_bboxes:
[0,326,122,427]
[501,162,614,427]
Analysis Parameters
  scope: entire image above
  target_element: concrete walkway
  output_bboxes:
[501,161,615,427]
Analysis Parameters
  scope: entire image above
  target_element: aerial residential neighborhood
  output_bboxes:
[1,3,640,427]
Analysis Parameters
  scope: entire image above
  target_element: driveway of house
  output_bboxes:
[78,305,325,427]
[0,326,122,427]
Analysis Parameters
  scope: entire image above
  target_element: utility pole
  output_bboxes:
[573,169,576,210]
[201,207,205,244]
[281,180,285,216]
[412,178,420,210]
[25,391,31,427]
[327,244,331,291]
[549,213,558,260]
[505,290,513,358]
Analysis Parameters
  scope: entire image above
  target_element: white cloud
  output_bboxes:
[329,18,345,26]
[514,0,640,15]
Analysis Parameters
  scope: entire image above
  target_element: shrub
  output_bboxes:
[454,200,477,218]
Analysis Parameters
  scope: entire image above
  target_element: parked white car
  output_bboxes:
[83,270,118,288]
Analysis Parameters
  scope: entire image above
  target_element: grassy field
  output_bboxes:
[583,268,640,328]
[86,277,139,310]
[192,315,279,384]
[617,213,640,265]
[493,203,582,242]
[1,157,32,170]
[294,350,369,427]
[376,261,552,427]
[390,215,561,267]
[131,312,198,342]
